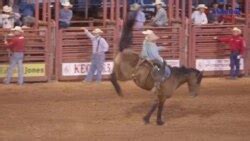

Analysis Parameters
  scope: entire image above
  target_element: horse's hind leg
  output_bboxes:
[156,95,167,125]
[143,100,158,124]
[110,72,123,97]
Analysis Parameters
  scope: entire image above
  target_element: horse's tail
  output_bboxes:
[119,11,137,52]
[110,72,123,97]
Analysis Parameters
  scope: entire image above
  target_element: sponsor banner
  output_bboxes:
[0,63,46,78]
[62,60,180,76]
[196,59,244,71]
[62,62,113,76]
[165,60,180,67]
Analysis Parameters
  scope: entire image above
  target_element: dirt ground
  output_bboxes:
[0,78,250,141]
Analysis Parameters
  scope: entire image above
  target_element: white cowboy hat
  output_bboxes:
[3,5,13,13]
[142,30,159,41]
[196,4,208,9]
[153,0,166,6]
[232,27,242,33]
[92,28,103,34]
[130,3,141,11]
[11,26,24,33]
[61,2,73,7]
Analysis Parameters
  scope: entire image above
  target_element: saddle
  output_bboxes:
[151,60,171,83]
[135,58,171,82]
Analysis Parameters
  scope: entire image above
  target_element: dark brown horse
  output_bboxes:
[110,50,203,125]
[110,11,203,125]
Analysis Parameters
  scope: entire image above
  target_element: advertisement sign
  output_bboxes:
[196,59,244,71]
[62,62,113,76]
[166,60,180,67]
[62,60,180,76]
[0,63,46,78]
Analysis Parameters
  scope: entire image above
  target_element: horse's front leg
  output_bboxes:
[156,94,167,125]
[143,100,158,124]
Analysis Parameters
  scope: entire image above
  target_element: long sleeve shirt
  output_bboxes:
[85,31,109,54]
[218,35,246,55]
[135,10,146,29]
[153,8,168,26]
[6,35,25,52]
[1,14,15,29]
[141,40,163,62]
[136,10,146,23]
[191,11,208,25]
[59,9,73,24]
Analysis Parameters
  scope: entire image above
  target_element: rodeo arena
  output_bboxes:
[1,0,250,140]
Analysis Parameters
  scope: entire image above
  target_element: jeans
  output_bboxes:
[59,21,70,29]
[85,53,105,82]
[230,52,240,77]
[5,52,24,84]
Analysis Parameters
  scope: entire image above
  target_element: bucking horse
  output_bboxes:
[110,12,203,125]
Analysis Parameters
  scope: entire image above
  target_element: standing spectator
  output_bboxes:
[22,16,35,28]
[81,27,109,83]
[130,3,146,29]
[3,26,25,85]
[59,2,73,28]
[1,5,16,29]
[151,0,168,26]
[191,4,208,25]
[214,27,246,79]
[19,0,35,25]
[208,3,222,24]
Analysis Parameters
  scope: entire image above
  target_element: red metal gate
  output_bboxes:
[189,25,248,76]
[0,29,51,82]
[56,27,116,81]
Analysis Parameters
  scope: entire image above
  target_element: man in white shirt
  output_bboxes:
[0,5,21,29]
[1,5,15,29]
[191,4,208,25]
[81,27,109,82]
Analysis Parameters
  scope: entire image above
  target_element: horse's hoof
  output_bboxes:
[157,120,165,125]
[117,92,124,97]
[143,117,150,124]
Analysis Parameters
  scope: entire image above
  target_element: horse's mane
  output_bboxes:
[171,66,202,78]
[119,11,137,52]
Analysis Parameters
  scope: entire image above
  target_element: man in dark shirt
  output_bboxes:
[4,26,25,85]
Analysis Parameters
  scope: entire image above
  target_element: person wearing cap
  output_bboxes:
[130,3,146,29]
[141,29,171,83]
[3,26,25,85]
[1,5,16,29]
[191,4,208,25]
[151,0,168,26]
[214,27,246,79]
[208,3,223,24]
[59,2,73,28]
[81,27,109,82]
[141,30,164,63]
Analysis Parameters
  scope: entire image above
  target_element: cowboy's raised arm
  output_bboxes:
[81,27,95,39]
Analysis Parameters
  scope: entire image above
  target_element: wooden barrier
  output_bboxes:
[56,27,116,81]
[190,24,248,76]
[0,29,50,82]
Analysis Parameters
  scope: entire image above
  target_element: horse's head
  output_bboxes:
[187,68,203,97]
